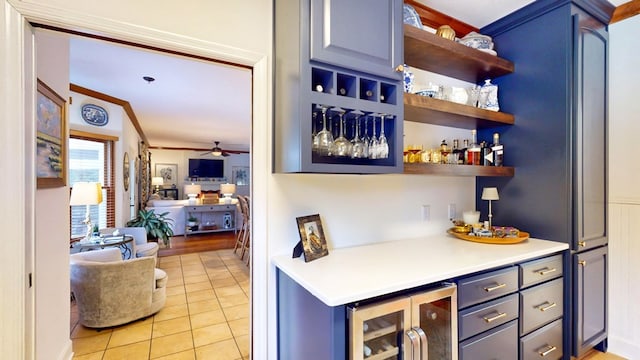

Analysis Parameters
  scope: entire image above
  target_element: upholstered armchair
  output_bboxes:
[100,227,159,262]
[70,247,167,328]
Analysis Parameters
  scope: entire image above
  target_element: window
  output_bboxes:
[69,131,116,238]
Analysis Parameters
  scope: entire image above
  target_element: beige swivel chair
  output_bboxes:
[70,247,167,328]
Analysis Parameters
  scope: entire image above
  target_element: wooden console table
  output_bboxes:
[184,203,237,237]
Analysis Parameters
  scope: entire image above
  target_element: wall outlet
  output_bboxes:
[448,203,457,220]
[422,205,430,221]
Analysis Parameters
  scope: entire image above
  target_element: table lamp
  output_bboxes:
[151,176,164,193]
[70,182,103,241]
[184,184,201,205]
[481,187,499,229]
[220,183,236,204]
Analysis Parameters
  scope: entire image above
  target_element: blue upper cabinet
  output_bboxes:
[309,0,403,80]
[274,0,404,173]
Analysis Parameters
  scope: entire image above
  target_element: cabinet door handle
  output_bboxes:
[579,260,587,266]
[578,241,586,247]
[483,312,507,323]
[537,267,557,275]
[483,283,507,292]
[538,345,557,357]
[538,302,557,312]
[394,64,405,72]
[405,329,420,360]
[413,327,428,359]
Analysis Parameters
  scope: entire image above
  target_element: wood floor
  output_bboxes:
[158,231,240,257]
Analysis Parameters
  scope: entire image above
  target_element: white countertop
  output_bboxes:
[272,235,568,307]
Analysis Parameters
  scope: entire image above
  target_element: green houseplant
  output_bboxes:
[126,209,174,246]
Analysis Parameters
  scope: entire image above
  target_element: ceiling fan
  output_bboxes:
[202,141,238,157]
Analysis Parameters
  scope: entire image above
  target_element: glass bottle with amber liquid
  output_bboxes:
[466,130,481,165]
[491,133,504,166]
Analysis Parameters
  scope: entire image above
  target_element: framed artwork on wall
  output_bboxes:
[155,163,178,186]
[36,79,67,189]
[232,166,250,185]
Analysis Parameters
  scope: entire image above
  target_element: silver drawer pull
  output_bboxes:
[539,345,557,357]
[537,267,557,275]
[483,312,507,323]
[483,283,507,292]
[538,302,557,312]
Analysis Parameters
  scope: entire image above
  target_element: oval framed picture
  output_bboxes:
[81,103,109,126]
[123,152,130,191]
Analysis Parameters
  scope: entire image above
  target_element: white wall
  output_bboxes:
[34,29,73,360]
[607,15,640,359]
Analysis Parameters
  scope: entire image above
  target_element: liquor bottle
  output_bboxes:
[467,130,481,165]
[439,140,449,164]
[481,141,493,166]
[461,139,469,165]
[491,132,504,166]
[452,139,461,165]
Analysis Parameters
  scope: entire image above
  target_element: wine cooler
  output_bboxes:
[348,283,458,360]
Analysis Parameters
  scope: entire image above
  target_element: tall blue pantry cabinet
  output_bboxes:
[476,0,613,357]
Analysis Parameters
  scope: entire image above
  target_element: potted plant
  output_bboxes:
[187,215,199,232]
[126,209,174,247]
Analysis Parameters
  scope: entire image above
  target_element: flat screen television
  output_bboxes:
[188,159,224,178]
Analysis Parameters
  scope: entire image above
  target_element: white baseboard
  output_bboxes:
[57,339,73,360]
[608,335,639,360]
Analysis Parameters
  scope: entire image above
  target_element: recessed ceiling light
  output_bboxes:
[142,76,155,84]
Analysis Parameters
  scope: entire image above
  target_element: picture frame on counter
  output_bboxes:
[293,214,329,262]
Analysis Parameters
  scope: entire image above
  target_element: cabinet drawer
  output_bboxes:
[459,293,519,340]
[520,319,563,360]
[520,254,563,288]
[459,320,518,360]
[520,278,563,335]
[458,267,518,308]
[186,205,235,212]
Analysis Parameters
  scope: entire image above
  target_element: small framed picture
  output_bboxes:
[155,163,177,186]
[295,214,329,262]
[36,79,67,188]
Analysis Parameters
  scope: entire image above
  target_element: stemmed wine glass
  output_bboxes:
[378,114,390,159]
[368,112,380,159]
[349,110,366,158]
[313,104,333,156]
[330,107,351,157]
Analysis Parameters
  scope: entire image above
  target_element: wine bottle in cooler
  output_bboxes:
[491,132,504,166]
[467,130,481,165]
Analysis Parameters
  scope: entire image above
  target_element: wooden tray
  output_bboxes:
[447,228,529,244]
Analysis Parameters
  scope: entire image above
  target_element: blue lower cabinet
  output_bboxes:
[459,320,518,360]
[520,319,563,360]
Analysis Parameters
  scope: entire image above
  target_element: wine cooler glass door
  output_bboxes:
[349,297,411,360]
[411,284,458,360]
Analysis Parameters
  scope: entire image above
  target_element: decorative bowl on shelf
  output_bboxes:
[459,31,494,50]
[403,4,423,28]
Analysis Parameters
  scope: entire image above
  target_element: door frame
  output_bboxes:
[2,1,271,358]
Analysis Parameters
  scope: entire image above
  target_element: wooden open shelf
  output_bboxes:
[404,24,514,83]
[404,93,514,129]
[403,163,515,177]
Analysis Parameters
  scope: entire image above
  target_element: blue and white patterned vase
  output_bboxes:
[403,64,414,93]
[479,79,499,111]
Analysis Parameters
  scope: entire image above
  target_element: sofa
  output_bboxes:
[146,199,189,236]
[70,247,167,328]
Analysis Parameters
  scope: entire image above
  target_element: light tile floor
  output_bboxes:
[70,249,250,360]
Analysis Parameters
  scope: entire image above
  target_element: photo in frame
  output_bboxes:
[294,214,329,262]
[232,166,250,186]
[36,79,67,188]
[155,163,177,186]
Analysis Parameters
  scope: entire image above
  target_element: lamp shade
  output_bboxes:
[220,183,236,195]
[184,184,201,196]
[151,177,164,186]
[481,187,500,201]
[70,182,103,206]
